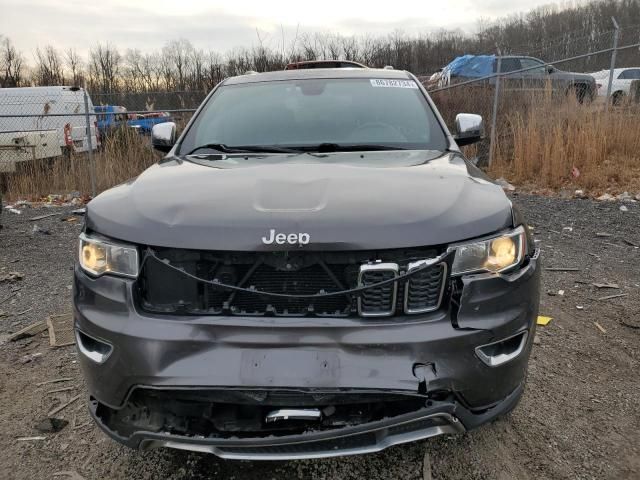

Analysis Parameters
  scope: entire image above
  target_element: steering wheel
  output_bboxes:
[347,122,407,142]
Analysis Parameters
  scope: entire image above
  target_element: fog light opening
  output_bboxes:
[475,331,528,367]
[75,329,113,364]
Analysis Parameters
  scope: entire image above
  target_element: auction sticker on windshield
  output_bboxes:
[370,79,419,89]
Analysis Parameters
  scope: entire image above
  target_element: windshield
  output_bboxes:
[178,78,448,154]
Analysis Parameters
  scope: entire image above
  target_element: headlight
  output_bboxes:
[448,226,526,275]
[78,233,139,278]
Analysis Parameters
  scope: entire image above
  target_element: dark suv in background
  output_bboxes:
[74,68,540,460]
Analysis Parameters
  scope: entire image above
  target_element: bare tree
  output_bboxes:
[65,48,84,86]
[33,45,65,86]
[88,43,121,93]
[0,36,25,87]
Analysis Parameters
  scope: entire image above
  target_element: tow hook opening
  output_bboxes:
[475,331,528,367]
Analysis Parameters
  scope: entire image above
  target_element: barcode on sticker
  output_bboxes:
[370,79,418,89]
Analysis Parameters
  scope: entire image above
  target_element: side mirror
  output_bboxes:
[453,113,483,147]
[546,65,555,74]
[151,122,176,153]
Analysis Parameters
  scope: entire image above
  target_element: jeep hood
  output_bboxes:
[86,152,514,251]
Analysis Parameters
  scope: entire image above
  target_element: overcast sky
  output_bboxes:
[1,0,555,56]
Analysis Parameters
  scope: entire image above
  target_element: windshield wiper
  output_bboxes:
[185,144,303,155]
[299,143,408,153]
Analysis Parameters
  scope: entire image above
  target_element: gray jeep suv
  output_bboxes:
[74,68,540,460]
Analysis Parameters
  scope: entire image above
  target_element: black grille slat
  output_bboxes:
[138,248,446,318]
[358,268,397,316]
[230,264,350,316]
[405,264,446,313]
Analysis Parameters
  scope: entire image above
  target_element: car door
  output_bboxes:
[495,57,523,91]
[518,57,548,91]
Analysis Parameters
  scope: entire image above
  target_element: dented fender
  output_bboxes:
[457,250,541,333]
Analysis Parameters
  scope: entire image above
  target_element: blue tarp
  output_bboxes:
[441,55,496,80]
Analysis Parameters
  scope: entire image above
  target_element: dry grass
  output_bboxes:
[2,94,640,200]
[490,99,640,193]
[432,86,640,194]
[3,127,159,201]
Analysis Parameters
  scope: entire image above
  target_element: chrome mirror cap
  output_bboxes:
[453,113,484,147]
[151,122,177,153]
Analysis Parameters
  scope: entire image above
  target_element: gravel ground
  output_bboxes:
[0,194,638,480]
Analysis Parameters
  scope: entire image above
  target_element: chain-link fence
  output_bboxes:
[1,20,639,199]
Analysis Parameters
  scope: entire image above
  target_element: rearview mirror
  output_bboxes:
[151,122,176,153]
[453,114,483,147]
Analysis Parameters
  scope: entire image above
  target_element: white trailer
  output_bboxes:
[0,86,100,172]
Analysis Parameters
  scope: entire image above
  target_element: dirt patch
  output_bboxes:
[0,195,638,480]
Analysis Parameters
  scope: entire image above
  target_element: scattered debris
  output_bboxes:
[571,166,580,178]
[545,267,581,272]
[594,322,607,334]
[47,314,75,347]
[29,213,61,222]
[616,191,635,202]
[19,352,43,364]
[14,307,33,316]
[576,305,584,310]
[596,193,615,201]
[35,417,69,433]
[73,421,91,430]
[595,232,612,237]
[621,318,640,329]
[36,377,73,387]
[48,394,81,417]
[16,436,46,442]
[0,288,18,304]
[562,227,573,233]
[6,208,22,215]
[558,290,565,296]
[423,451,433,480]
[596,293,628,301]
[52,471,87,480]
[8,320,47,342]
[495,178,515,191]
[533,335,541,345]
[574,189,586,198]
[61,216,79,223]
[592,283,619,289]
[72,208,86,216]
[622,238,639,247]
[547,290,557,296]
[46,386,76,395]
[619,205,629,212]
[0,271,24,283]
[536,316,553,326]
[31,224,51,235]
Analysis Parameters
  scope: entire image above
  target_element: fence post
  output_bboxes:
[605,17,620,110]
[488,47,502,167]
[83,83,97,197]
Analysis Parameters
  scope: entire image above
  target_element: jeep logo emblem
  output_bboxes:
[262,229,310,245]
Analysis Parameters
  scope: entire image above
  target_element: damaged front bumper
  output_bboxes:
[73,250,540,460]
